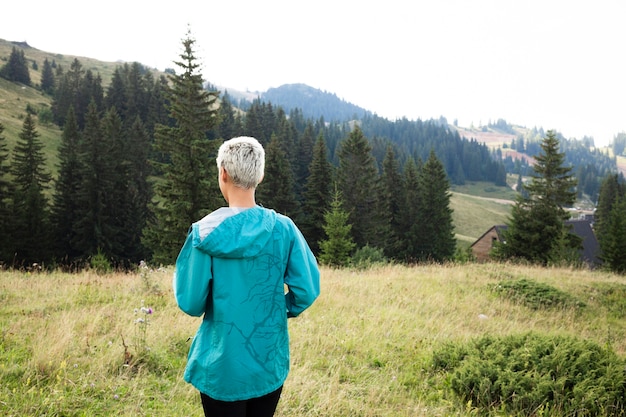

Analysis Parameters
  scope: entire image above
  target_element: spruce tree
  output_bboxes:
[379,145,404,258]
[72,101,116,261]
[105,67,127,118]
[494,130,579,265]
[10,114,51,264]
[302,134,333,254]
[40,58,55,95]
[599,195,626,273]
[51,107,82,263]
[319,188,355,267]
[53,58,85,127]
[396,157,421,262]
[596,174,626,273]
[413,150,456,262]
[143,30,221,265]
[216,93,240,140]
[256,134,301,219]
[295,122,315,192]
[123,62,147,124]
[145,74,170,134]
[123,117,153,263]
[0,47,31,85]
[336,126,381,248]
[595,174,625,244]
[274,108,298,167]
[524,131,577,220]
[0,123,13,262]
[100,107,128,264]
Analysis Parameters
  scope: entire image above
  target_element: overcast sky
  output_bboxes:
[3,0,624,146]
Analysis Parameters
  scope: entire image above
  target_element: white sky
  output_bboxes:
[3,0,624,146]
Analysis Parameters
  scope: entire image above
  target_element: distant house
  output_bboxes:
[470,219,601,267]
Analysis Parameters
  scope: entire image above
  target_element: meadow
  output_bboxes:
[1,263,625,416]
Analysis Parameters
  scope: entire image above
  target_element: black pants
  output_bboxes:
[200,386,283,417]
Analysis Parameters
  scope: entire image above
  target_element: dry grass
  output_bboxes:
[1,263,624,416]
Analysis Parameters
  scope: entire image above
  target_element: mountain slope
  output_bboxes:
[262,83,371,121]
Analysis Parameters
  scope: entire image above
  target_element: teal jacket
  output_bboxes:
[173,206,320,401]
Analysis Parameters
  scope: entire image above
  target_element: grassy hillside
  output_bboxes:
[1,263,624,416]
[0,38,122,87]
[450,188,512,246]
[0,38,125,177]
[0,76,61,175]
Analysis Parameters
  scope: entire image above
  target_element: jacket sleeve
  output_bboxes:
[284,224,320,318]
[173,228,213,317]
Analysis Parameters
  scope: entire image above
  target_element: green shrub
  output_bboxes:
[493,278,584,310]
[89,249,112,275]
[431,333,626,416]
[37,107,53,125]
[351,245,387,269]
[454,245,476,264]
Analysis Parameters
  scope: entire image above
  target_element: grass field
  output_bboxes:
[450,188,512,246]
[1,263,624,416]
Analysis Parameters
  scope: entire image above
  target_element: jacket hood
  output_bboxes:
[192,206,276,258]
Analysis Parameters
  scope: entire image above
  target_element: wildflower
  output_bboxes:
[140,306,153,315]
[113,394,119,400]
[135,317,145,324]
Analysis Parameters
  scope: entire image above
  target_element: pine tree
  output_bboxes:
[336,126,381,248]
[40,58,55,94]
[145,74,170,134]
[256,134,301,218]
[494,130,579,265]
[524,131,577,220]
[413,150,456,262]
[595,174,625,244]
[10,114,51,264]
[599,195,626,273]
[72,101,117,261]
[105,67,127,118]
[595,174,626,273]
[295,122,315,192]
[123,117,153,263]
[302,134,334,254]
[274,108,298,167]
[0,47,31,85]
[319,188,355,267]
[216,93,240,140]
[143,30,221,265]
[100,107,128,264]
[50,107,82,263]
[379,145,404,258]
[396,157,421,261]
[123,62,147,124]
[0,123,13,262]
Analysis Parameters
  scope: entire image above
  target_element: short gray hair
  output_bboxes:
[216,136,265,189]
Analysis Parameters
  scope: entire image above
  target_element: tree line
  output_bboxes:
[0,35,456,269]
[2,37,624,273]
